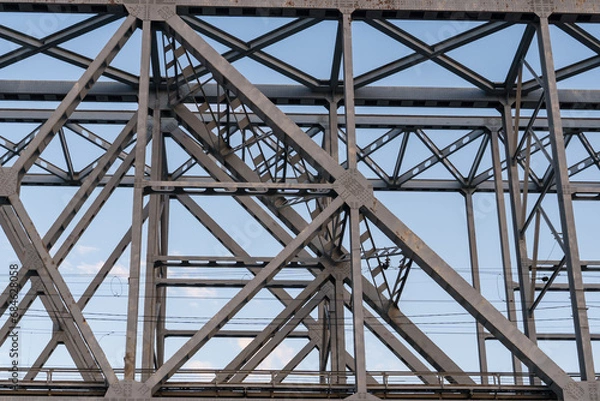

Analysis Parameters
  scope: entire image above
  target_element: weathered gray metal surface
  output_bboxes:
[0,0,598,14]
[0,1,599,400]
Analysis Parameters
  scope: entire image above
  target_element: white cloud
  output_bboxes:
[78,261,103,275]
[74,244,100,255]
[110,263,129,278]
[182,287,217,299]
[237,338,252,350]
[185,360,214,370]
[75,261,129,280]
[182,360,216,381]
[256,343,296,370]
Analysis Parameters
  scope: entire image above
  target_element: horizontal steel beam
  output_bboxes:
[156,278,313,288]
[486,333,600,341]
[3,81,600,109]
[16,174,600,194]
[513,283,600,292]
[153,255,324,267]
[3,108,600,131]
[144,180,335,197]
[0,0,599,17]
[0,384,555,401]
[525,260,600,271]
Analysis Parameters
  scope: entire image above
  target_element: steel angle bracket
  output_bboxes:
[334,168,375,210]
[0,168,18,198]
[124,1,176,21]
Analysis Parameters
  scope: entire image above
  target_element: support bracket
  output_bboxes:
[125,2,176,21]
[345,392,381,401]
[105,380,151,400]
[0,168,18,198]
[334,168,374,209]
[563,381,600,401]
[25,246,44,271]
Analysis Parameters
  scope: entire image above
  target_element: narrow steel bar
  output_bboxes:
[556,22,600,54]
[490,129,523,382]
[529,210,542,302]
[330,19,343,90]
[142,106,163,380]
[65,122,137,168]
[327,99,340,163]
[156,186,169,370]
[57,129,74,180]
[331,272,347,383]
[576,132,600,171]
[341,9,367,394]
[124,19,151,381]
[342,12,357,169]
[0,14,121,67]
[349,208,367,394]
[464,191,488,384]
[521,55,600,94]
[501,104,538,362]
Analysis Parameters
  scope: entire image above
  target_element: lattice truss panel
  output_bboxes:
[0,1,598,400]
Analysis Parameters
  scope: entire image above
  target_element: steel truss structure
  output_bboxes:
[0,0,599,400]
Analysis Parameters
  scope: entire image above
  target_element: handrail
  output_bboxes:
[0,367,566,389]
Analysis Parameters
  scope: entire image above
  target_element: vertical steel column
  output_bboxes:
[156,197,169,368]
[501,104,538,362]
[141,106,162,380]
[464,191,488,383]
[125,19,152,381]
[342,13,356,170]
[349,207,367,393]
[327,99,340,162]
[157,113,170,369]
[326,97,346,381]
[342,10,367,393]
[536,16,595,380]
[490,128,523,383]
[331,275,347,382]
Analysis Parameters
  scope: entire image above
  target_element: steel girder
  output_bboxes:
[0,2,599,401]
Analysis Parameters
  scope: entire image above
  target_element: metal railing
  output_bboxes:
[0,367,560,388]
